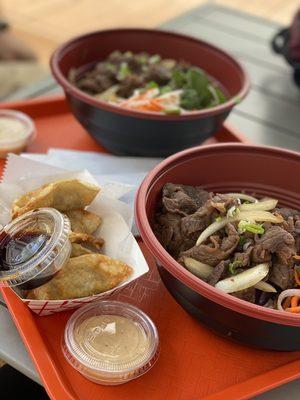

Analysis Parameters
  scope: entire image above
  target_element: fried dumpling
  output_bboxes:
[70,243,94,258]
[26,254,133,300]
[65,209,101,235]
[12,179,100,218]
[69,231,104,250]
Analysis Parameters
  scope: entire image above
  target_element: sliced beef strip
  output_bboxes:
[276,207,300,219]
[162,183,211,216]
[252,244,271,263]
[144,64,171,85]
[294,217,300,234]
[257,226,295,264]
[180,223,239,267]
[269,258,295,290]
[207,260,229,286]
[210,194,238,214]
[231,287,256,303]
[296,236,300,254]
[180,201,215,237]
[280,216,295,234]
[154,212,181,249]
[233,245,253,267]
[259,226,295,252]
[154,212,196,258]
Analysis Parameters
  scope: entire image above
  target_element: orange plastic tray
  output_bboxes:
[1,96,300,400]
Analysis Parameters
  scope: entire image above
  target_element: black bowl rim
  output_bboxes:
[135,143,300,327]
[50,27,250,121]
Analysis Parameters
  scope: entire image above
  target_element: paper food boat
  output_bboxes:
[0,154,149,316]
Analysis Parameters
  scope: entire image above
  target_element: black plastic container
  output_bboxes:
[136,143,300,350]
[51,29,249,157]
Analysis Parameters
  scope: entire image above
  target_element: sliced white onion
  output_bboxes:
[239,199,278,212]
[224,193,258,203]
[215,263,269,293]
[235,210,283,224]
[277,289,300,311]
[196,217,234,246]
[254,281,277,293]
[183,257,213,279]
[196,211,282,247]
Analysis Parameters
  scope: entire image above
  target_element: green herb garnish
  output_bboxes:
[228,260,242,275]
[146,81,159,89]
[238,236,247,246]
[238,220,265,235]
[118,62,131,80]
[171,69,186,88]
[180,89,202,110]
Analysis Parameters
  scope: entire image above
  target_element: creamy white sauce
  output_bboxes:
[74,315,148,365]
[0,118,28,143]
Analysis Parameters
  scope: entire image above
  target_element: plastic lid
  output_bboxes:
[0,208,71,286]
[0,109,36,148]
[62,301,160,385]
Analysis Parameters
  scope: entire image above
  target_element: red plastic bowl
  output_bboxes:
[50,28,249,157]
[135,143,300,350]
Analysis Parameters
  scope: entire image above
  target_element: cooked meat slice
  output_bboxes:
[233,246,253,267]
[180,223,239,266]
[207,260,229,286]
[155,212,182,249]
[210,194,238,214]
[276,207,300,219]
[269,258,294,290]
[296,236,300,254]
[162,183,211,216]
[259,226,295,252]
[280,216,295,234]
[231,287,256,303]
[252,244,272,263]
[181,201,215,237]
[154,212,195,258]
[294,217,300,234]
[144,64,171,85]
[117,75,145,98]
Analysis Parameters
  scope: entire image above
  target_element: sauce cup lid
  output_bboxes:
[0,208,71,287]
[62,300,160,385]
[0,109,36,147]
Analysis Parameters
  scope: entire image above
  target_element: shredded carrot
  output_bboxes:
[283,297,291,309]
[285,306,300,313]
[294,255,300,261]
[295,270,300,286]
[291,296,299,308]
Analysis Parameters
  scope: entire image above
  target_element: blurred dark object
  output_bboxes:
[0,364,49,400]
[272,10,300,87]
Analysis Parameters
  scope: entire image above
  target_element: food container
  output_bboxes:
[135,143,300,350]
[0,109,36,157]
[0,208,71,290]
[62,300,159,385]
[50,28,249,157]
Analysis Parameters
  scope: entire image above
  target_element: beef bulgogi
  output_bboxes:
[154,183,300,313]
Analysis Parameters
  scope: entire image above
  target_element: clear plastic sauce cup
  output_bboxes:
[0,208,71,290]
[62,300,160,385]
[0,109,36,158]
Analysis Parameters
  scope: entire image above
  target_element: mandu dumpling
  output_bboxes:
[65,209,102,235]
[70,243,94,258]
[69,231,104,250]
[26,254,133,300]
[12,179,100,218]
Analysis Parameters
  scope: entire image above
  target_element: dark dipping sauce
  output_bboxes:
[0,230,53,290]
